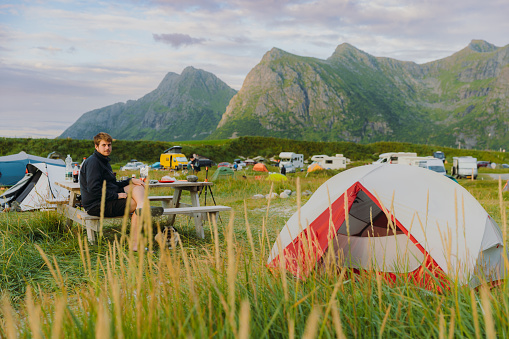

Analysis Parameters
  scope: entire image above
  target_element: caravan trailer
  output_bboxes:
[310,154,349,170]
[452,156,477,179]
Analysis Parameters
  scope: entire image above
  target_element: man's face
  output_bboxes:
[95,140,112,157]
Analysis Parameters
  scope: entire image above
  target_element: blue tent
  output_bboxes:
[0,152,65,186]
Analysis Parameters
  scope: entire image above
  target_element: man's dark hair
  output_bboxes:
[94,132,113,146]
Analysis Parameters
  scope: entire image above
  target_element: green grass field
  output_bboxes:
[1,166,508,338]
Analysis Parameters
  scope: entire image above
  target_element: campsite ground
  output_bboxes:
[1,165,508,337]
[486,173,509,181]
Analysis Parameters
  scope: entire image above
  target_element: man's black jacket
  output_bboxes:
[79,150,130,211]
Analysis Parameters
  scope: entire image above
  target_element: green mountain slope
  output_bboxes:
[210,40,509,149]
[59,67,237,141]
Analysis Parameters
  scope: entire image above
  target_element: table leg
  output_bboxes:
[65,190,78,228]
[189,191,205,238]
[192,213,205,239]
[168,188,182,226]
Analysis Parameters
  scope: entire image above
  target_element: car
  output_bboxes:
[282,164,296,173]
[217,162,231,168]
[433,151,445,163]
[477,161,491,168]
[195,158,215,168]
[121,161,146,171]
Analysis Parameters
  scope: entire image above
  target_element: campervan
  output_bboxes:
[414,158,447,175]
[373,152,418,164]
[452,156,477,179]
[310,154,349,170]
[279,152,304,169]
[396,156,433,166]
[160,146,188,170]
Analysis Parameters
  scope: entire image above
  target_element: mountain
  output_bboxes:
[59,67,237,141]
[209,40,509,149]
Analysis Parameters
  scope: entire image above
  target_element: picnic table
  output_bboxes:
[54,180,231,244]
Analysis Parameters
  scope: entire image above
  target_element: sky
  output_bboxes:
[1,0,508,139]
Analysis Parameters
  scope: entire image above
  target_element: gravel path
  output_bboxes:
[486,173,509,180]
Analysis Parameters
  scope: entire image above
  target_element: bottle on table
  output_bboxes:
[65,154,73,181]
[73,164,79,183]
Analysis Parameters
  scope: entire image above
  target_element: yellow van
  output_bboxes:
[160,146,188,170]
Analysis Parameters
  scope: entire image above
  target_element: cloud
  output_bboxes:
[36,46,63,53]
[230,36,253,44]
[153,33,206,48]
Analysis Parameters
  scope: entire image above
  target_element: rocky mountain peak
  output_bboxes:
[261,47,293,63]
[328,43,368,60]
[59,66,236,141]
[211,40,509,149]
[468,39,499,53]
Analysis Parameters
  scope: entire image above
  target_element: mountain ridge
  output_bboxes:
[59,66,237,141]
[60,40,509,149]
[209,39,509,149]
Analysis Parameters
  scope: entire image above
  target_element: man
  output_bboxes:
[280,164,286,175]
[79,132,162,251]
[190,154,201,173]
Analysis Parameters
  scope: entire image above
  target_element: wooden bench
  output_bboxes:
[162,205,232,238]
[55,196,227,244]
[55,204,119,244]
[147,195,173,208]
[55,195,175,244]
[46,199,69,205]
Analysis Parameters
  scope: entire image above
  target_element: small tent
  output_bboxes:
[267,164,507,289]
[150,162,161,169]
[253,163,269,172]
[211,166,235,181]
[0,152,65,186]
[267,173,288,182]
[307,163,324,173]
[0,163,68,211]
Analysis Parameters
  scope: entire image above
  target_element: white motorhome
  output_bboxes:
[378,155,447,176]
[279,152,304,169]
[414,158,447,175]
[373,152,418,164]
[396,156,433,166]
[310,154,349,170]
[452,156,477,179]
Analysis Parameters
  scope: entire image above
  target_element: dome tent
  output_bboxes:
[0,151,64,186]
[307,162,324,173]
[267,164,507,290]
[266,173,288,182]
[253,163,269,172]
[0,162,68,211]
[210,166,235,181]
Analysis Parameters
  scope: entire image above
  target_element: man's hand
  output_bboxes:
[118,192,128,199]
[131,178,145,186]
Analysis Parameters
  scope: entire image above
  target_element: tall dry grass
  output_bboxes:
[0,170,508,338]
